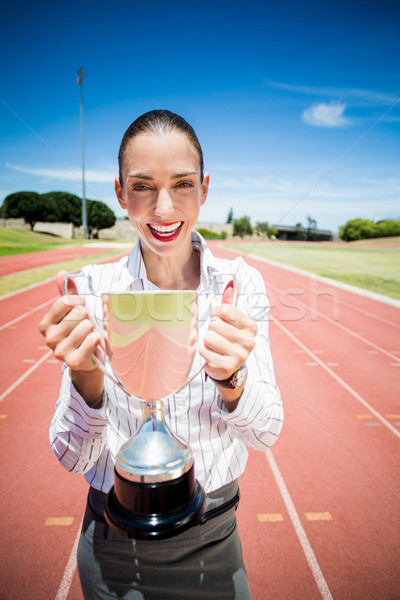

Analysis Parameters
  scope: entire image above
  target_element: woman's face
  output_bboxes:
[115,131,209,258]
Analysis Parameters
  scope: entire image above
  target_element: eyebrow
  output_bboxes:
[171,171,197,179]
[126,173,153,180]
[126,171,197,181]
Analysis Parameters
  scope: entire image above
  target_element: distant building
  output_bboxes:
[273,224,333,241]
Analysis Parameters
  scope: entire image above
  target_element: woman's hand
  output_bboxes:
[200,281,257,410]
[38,271,105,406]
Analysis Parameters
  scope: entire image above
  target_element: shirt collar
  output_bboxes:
[124,231,219,291]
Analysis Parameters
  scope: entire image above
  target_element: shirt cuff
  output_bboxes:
[59,368,108,436]
[217,375,279,429]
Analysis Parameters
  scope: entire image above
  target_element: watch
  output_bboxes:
[206,364,247,390]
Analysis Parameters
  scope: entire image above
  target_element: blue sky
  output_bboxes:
[1,0,399,233]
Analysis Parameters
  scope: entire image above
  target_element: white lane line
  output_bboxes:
[224,245,400,326]
[333,295,400,330]
[265,449,333,600]
[264,278,400,364]
[226,246,400,309]
[54,527,80,600]
[0,296,57,331]
[0,350,53,403]
[275,320,400,440]
[0,276,56,300]
[227,246,400,362]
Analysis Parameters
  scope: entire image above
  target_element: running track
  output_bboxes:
[0,242,399,599]
[0,246,116,277]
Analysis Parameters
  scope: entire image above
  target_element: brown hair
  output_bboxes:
[118,109,204,186]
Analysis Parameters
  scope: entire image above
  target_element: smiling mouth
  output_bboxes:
[148,221,183,241]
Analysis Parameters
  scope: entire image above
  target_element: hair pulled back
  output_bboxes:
[118,109,204,186]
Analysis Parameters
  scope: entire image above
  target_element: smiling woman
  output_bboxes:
[39,109,283,600]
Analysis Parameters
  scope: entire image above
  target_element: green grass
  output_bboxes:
[0,228,133,296]
[0,227,89,257]
[225,239,400,300]
[0,250,129,297]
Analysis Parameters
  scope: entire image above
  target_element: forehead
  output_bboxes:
[122,131,201,175]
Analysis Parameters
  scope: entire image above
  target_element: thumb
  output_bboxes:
[56,270,78,296]
[221,279,241,306]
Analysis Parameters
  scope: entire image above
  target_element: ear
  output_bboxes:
[200,173,209,206]
[115,177,127,209]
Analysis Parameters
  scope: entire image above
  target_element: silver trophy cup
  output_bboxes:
[64,274,236,540]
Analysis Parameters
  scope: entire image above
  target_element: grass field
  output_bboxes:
[225,237,400,300]
[1,229,399,300]
[0,227,88,257]
[0,228,133,296]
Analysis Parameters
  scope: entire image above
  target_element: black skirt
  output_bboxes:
[77,481,251,600]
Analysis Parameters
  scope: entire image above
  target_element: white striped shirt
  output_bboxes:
[50,232,283,493]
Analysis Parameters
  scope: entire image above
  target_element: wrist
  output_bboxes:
[206,364,247,390]
[70,368,104,408]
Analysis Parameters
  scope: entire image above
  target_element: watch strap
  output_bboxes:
[206,364,247,389]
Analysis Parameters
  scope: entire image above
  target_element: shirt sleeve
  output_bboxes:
[49,364,108,474]
[218,262,284,450]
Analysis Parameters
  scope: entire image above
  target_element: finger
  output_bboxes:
[210,304,257,334]
[203,328,250,362]
[54,321,100,370]
[39,295,86,337]
[56,270,79,296]
[64,331,103,372]
[199,344,238,380]
[221,280,241,306]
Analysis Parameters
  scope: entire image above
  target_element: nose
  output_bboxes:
[154,188,174,218]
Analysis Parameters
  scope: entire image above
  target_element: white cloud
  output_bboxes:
[265,81,398,106]
[302,101,350,128]
[5,162,116,183]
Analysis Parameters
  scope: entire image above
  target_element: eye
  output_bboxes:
[131,183,150,192]
[176,181,194,189]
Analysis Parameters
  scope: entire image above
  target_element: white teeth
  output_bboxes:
[149,222,182,235]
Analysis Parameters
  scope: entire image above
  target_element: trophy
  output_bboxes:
[65,274,236,540]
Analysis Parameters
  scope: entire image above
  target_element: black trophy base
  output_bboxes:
[104,465,205,540]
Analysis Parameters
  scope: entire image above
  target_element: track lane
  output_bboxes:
[0,246,116,276]
[222,244,400,349]
[1,244,399,599]
[238,321,399,599]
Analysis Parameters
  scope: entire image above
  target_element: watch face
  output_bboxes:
[207,365,247,389]
[232,365,247,389]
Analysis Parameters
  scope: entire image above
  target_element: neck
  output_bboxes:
[140,240,201,290]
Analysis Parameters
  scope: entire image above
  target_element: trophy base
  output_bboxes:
[104,465,205,540]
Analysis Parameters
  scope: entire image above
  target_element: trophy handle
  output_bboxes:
[63,271,96,296]
[63,272,129,392]
[175,272,237,393]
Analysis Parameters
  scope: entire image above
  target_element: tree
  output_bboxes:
[339,218,378,241]
[42,191,82,227]
[339,218,400,241]
[306,215,318,241]
[226,207,234,224]
[87,200,116,238]
[255,221,278,239]
[376,220,400,237]
[2,191,57,230]
[233,216,253,238]
[295,222,307,241]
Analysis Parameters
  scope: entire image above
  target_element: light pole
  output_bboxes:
[77,67,87,240]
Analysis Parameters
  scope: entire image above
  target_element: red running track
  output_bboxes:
[0,246,118,277]
[0,242,399,599]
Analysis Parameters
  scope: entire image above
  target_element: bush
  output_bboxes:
[233,216,253,238]
[196,228,227,240]
[339,218,400,241]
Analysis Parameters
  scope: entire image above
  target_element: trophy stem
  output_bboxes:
[114,399,194,484]
[105,398,205,540]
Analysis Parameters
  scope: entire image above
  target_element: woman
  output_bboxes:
[39,109,283,599]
